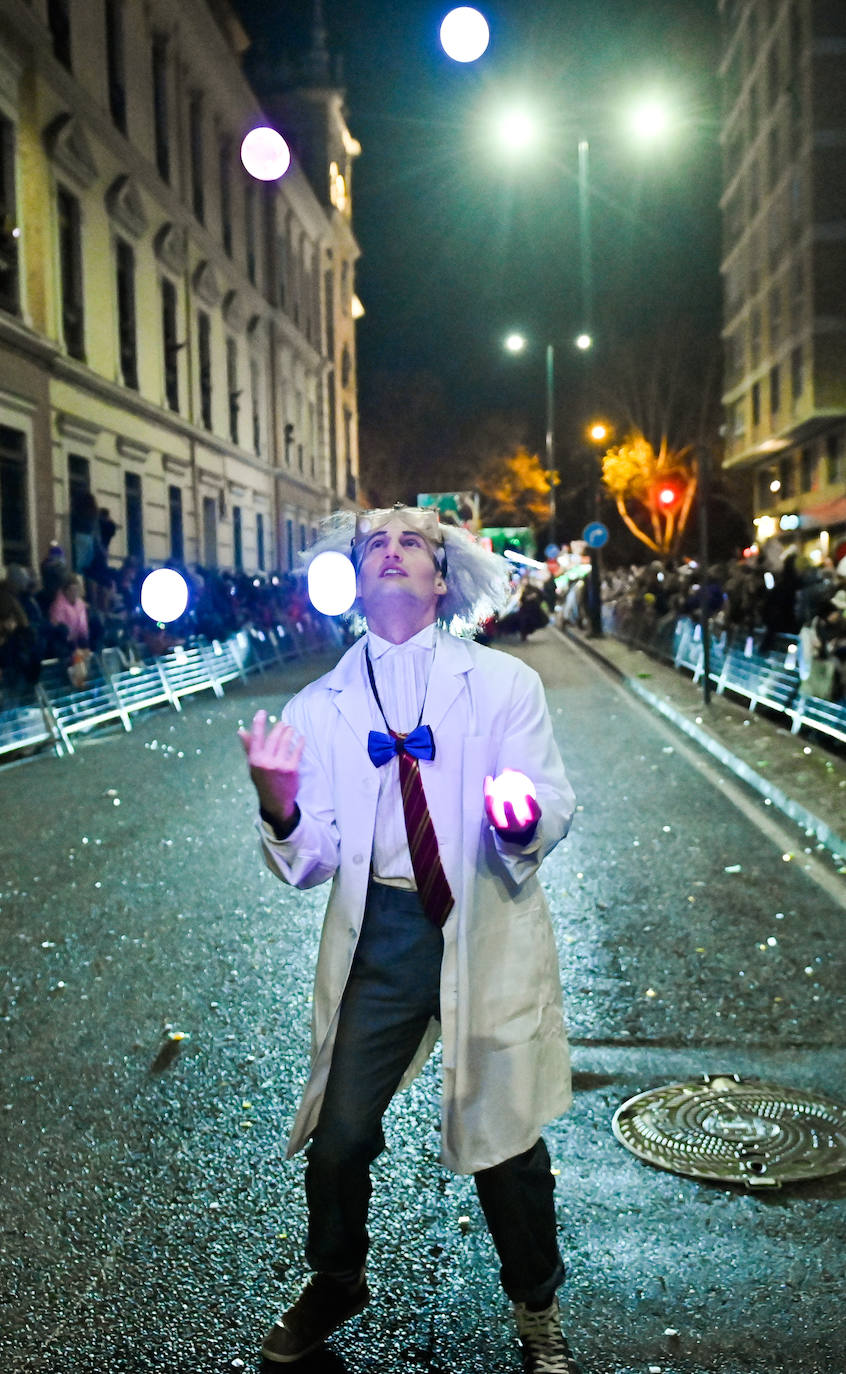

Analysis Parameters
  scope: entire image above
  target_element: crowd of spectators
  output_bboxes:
[0,538,327,708]
[558,539,846,701]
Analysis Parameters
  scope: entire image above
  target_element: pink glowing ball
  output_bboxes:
[484,768,537,827]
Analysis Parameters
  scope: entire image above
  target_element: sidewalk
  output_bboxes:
[556,623,846,871]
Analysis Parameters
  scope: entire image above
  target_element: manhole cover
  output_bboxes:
[612,1075,846,1187]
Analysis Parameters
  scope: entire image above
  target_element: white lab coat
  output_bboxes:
[259,629,576,1174]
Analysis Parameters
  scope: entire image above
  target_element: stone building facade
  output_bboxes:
[0,0,361,580]
[719,0,846,562]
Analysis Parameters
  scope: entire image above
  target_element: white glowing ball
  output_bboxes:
[140,568,189,624]
[240,126,292,182]
[307,551,357,617]
[485,768,537,827]
[440,7,490,62]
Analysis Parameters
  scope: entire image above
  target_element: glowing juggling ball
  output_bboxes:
[240,127,292,182]
[307,551,357,617]
[483,769,538,828]
[140,568,189,624]
[439,7,490,62]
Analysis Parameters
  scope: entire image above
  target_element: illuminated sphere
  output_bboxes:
[486,768,537,827]
[140,568,189,624]
[575,332,593,351]
[307,551,357,617]
[240,126,292,182]
[440,7,490,62]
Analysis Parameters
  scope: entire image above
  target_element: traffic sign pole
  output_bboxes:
[582,523,607,635]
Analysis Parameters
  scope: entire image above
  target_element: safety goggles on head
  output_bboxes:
[351,504,447,575]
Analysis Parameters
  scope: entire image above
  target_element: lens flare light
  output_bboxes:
[240,126,292,182]
[140,568,189,624]
[307,551,357,617]
[439,7,490,63]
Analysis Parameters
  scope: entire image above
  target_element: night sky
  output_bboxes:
[232,0,723,453]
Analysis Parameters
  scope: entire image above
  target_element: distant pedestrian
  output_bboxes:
[240,504,579,1372]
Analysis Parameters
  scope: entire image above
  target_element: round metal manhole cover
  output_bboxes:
[612,1075,846,1187]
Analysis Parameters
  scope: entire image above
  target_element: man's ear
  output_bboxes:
[434,570,447,597]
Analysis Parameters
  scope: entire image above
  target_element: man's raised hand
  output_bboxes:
[238,709,305,825]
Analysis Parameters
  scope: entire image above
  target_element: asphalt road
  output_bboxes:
[1,631,844,1374]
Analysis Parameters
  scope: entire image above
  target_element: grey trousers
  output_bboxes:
[304,881,565,1306]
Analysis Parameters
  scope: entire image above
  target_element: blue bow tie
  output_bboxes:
[367,724,435,768]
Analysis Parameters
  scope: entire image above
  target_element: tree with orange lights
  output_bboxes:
[601,432,697,556]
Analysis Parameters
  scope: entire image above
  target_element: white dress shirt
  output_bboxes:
[365,622,436,887]
[261,622,437,889]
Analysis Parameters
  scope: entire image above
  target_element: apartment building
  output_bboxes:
[719,0,846,563]
[0,0,361,580]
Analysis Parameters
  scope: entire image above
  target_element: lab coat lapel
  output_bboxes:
[425,630,474,733]
[326,638,373,759]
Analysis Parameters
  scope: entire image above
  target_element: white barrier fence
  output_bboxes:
[0,618,341,762]
[614,611,846,748]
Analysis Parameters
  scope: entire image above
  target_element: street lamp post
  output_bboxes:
[545,342,556,535]
[505,332,557,540]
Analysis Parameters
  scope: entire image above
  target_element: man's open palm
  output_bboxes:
[238,709,305,822]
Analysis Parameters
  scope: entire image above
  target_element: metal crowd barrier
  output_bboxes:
[611,610,846,748]
[0,616,339,763]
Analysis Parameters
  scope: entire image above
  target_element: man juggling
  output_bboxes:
[239,504,579,1373]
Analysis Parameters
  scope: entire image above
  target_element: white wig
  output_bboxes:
[302,508,511,633]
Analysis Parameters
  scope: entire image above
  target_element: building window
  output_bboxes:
[770,363,781,414]
[104,0,127,134]
[256,511,265,570]
[285,517,294,570]
[790,344,803,401]
[0,116,19,316]
[751,381,761,427]
[152,34,170,182]
[168,484,184,562]
[756,467,773,509]
[750,309,761,368]
[198,310,212,430]
[0,424,30,567]
[233,504,243,571]
[769,285,782,348]
[57,186,84,360]
[161,277,179,412]
[124,470,144,562]
[202,494,217,567]
[245,181,256,285]
[299,522,306,552]
[189,93,204,224]
[115,238,137,389]
[226,336,239,444]
[825,433,844,485]
[799,447,817,494]
[68,453,91,572]
[779,456,795,500]
[47,0,71,69]
[250,357,261,454]
[219,138,232,257]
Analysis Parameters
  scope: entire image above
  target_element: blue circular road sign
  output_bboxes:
[582,521,609,549]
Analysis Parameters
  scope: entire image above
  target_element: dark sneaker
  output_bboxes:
[514,1296,581,1374]
[261,1271,370,1364]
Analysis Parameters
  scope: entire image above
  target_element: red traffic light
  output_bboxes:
[655,479,685,510]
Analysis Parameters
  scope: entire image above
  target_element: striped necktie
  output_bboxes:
[392,730,454,928]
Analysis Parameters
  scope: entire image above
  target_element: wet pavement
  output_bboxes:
[1,631,844,1374]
